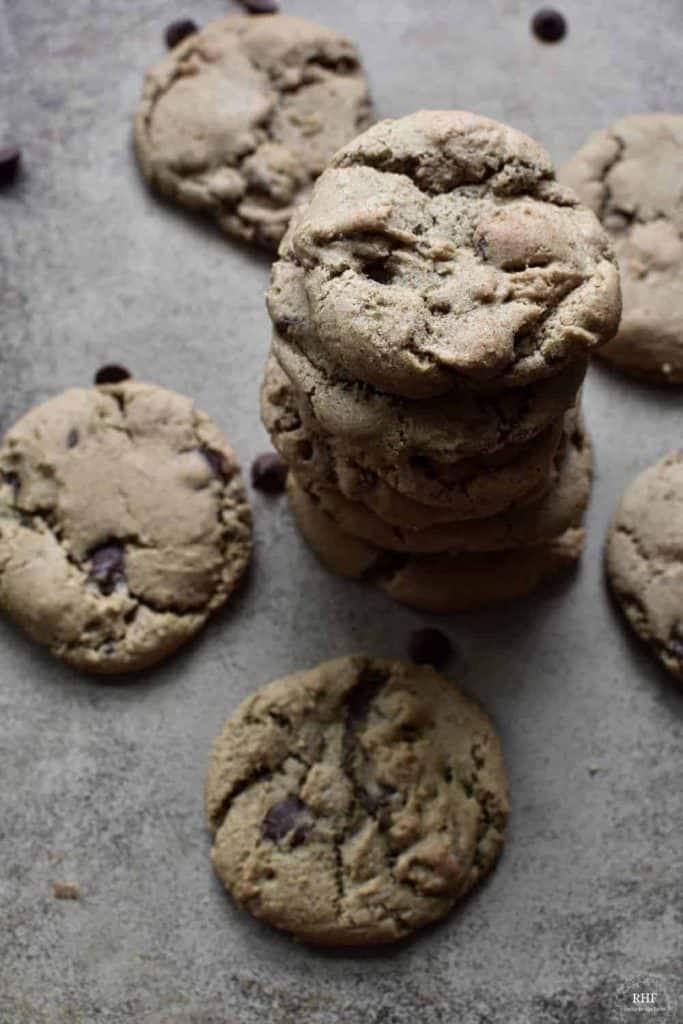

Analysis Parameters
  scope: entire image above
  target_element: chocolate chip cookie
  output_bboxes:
[605,452,683,681]
[0,382,252,673]
[288,476,585,612]
[562,114,683,384]
[268,110,620,396]
[206,656,509,945]
[296,417,592,554]
[134,14,374,249]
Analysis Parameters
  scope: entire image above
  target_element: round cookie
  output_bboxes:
[0,382,252,673]
[267,109,621,397]
[272,331,588,462]
[297,418,593,554]
[261,354,572,523]
[562,114,683,384]
[288,476,585,613]
[605,452,683,681]
[206,656,509,945]
[134,15,374,249]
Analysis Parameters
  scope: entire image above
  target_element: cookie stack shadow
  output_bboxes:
[260,112,622,613]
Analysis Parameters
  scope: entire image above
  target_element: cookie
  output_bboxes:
[0,383,252,673]
[261,354,577,523]
[272,331,588,462]
[288,476,585,612]
[562,114,683,384]
[267,110,620,397]
[134,15,373,249]
[206,656,508,945]
[297,418,592,554]
[605,452,683,681]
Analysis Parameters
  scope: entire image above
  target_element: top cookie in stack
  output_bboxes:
[262,111,622,611]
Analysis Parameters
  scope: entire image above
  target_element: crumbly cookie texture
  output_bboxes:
[267,109,620,396]
[605,452,683,681]
[0,383,252,673]
[134,14,373,249]
[261,354,579,524]
[206,656,509,945]
[562,113,683,383]
[288,476,585,613]
[296,418,592,554]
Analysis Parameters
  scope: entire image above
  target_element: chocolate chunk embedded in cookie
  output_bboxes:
[0,382,252,673]
[206,656,508,945]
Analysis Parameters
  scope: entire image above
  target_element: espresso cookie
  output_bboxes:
[605,452,683,681]
[272,332,587,462]
[267,110,620,396]
[297,418,592,554]
[261,354,575,523]
[288,477,585,612]
[206,656,508,945]
[562,114,683,384]
[134,15,373,249]
[0,383,252,673]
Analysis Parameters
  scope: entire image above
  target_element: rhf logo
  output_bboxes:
[618,976,673,1018]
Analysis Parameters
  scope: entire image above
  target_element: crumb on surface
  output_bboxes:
[52,882,81,900]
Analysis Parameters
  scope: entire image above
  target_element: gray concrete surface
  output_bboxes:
[1,1,681,1021]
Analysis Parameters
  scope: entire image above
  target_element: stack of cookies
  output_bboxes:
[262,111,622,612]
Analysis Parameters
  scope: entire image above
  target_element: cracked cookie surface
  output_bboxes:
[288,476,585,612]
[605,451,683,681]
[206,656,508,945]
[267,109,620,395]
[0,382,252,673]
[562,113,683,383]
[134,14,374,250]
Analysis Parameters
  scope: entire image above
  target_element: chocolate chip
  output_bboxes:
[262,797,309,845]
[347,665,389,721]
[0,147,21,187]
[164,19,198,48]
[67,429,79,449]
[409,628,452,669]
[89,542,125,594]
[531,7,567,42]
[94,364,131,386]
[668,628,683,662]
[202,447,231,480]
[275,315,303,335]
[241,0,279,13]
[251,452,288,494]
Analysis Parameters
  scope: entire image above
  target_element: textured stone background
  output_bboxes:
[0,1,681,1022]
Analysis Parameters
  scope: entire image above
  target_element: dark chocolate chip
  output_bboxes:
[275,315,303,335]
[262,796,309,845]
[0,147,21,187]
[89,542,125,594]
[668,633,683,662]
[242,0,279,13]
[67,429,79,449]
[165,19,198,48]
[531,7,567,42]
[409,628,452,669]
[251,452,288,494]
[202,447,231,480]
[94,364,131,386]
[347,664,389,721]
